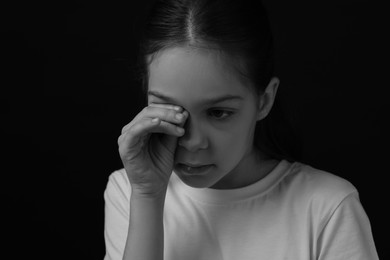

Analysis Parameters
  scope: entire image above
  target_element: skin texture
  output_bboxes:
[147,46,280,189]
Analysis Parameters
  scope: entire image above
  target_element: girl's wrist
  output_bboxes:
[130,186,167,201]
[130,190,166,214]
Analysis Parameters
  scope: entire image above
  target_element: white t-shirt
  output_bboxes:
[103,160,379,260]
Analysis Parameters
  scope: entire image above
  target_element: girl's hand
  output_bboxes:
[118,103,188,197]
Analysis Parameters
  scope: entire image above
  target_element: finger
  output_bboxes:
[144,105,187,125]
[118,118,157,148]
[120,118,185,149]
[178,110,189,127]
[153,112,188,154]
[122,105,188,134]
[151,120,185,155]
[148,103,183,112]
[157,120,185,136]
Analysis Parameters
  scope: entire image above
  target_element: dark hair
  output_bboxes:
[135,0,302,162]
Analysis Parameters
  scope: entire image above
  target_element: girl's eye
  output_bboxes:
[208,109,235,121]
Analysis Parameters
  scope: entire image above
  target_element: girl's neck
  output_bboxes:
[210,147,279,190]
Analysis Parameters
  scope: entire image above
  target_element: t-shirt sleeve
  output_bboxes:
[316,191,379,260]
[103,170,130,260]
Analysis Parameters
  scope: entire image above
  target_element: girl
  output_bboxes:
[104,0,379,259]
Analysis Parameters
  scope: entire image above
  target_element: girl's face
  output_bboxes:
[148,47,273,189]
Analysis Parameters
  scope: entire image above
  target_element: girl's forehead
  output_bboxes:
[148,47,251,101]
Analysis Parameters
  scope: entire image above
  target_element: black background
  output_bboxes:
[2,0,387,259]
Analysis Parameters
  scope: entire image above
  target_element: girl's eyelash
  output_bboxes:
[207,109,235,121]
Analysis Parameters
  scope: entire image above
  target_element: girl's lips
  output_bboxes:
[176,163,214,175]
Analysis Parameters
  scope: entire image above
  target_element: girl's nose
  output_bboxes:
[178,119,208,152]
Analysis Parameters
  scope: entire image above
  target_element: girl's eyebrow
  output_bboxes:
[148,90,244,105]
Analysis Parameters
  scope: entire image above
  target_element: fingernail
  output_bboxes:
[177,127,185,134]
[174,106,182,111]
[175,113,183,120]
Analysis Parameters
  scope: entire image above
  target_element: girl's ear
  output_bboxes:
[256,77,280,121]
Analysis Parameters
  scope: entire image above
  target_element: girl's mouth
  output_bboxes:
[176,163,214,175]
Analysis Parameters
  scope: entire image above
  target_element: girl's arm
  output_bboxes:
[103,170,166,260]
[123,192,166,260]
[111,103,188,260]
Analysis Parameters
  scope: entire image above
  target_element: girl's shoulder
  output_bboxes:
[283,161,358,207]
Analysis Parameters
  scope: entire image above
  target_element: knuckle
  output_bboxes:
[168,109,177,120]
[121,125,128,134]
[117,135,123,145]
[127,124,139,135]
[142,106,151,113]
[118,145,127,158]
[128,119,149,135]
[161,120,176,133]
